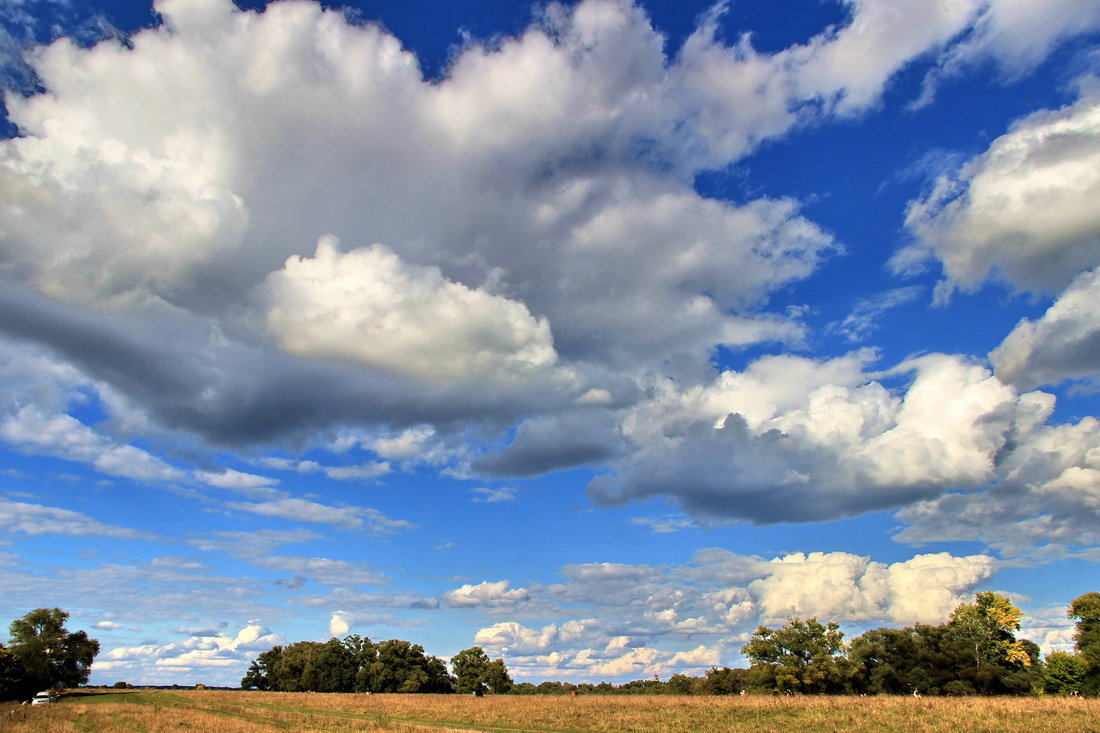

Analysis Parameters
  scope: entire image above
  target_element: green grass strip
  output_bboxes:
[64,692,297,730]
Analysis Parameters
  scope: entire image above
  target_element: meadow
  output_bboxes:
[2,689,1097,732]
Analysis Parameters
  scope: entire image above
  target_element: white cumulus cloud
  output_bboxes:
[750,551,995,625]
[444,580,531,608]
[591,351,1066,524]
[900,81,1100,296]
[991,267,1100,389]
[266,237,558,383]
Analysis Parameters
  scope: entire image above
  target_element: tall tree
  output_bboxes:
[1043,651,1087,694]
[703,666,749,694]
[742,617,849,693]
[949,591,1031,671]
[451,646,512,695]
[7,608,99,692]
[310,638,357,693]
[482,657,513,694]
[666,674,694,695]
[452,646,490,695]
[903,623,983,695]
[371,639,454,693]
[0,644,32,701]
[341,634,378,693]
[848,627,922,694]
[1069,591,1100,693]
[271,641,323,692]
[241,646,283,690]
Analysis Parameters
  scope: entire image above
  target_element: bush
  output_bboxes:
[942,680,975,696]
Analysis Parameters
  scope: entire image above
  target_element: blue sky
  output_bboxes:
[1,0,1099,686]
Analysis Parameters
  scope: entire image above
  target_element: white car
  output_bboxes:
[30,691,55,705]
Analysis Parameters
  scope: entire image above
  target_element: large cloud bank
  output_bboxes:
[0,0,1098,559]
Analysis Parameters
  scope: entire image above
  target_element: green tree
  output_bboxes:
[241,646,283,690]
[1043,651,1086,694]
[0,644,32,701]
[949,592,1031,671]
[666,673,694,695]
[371,639,453,693]
[451,646,512,695]
[451,646,490,695]
[341,634,379,693]
[902,623,981,695]
[998,638,1043,695]
[7,608,99,691]
[482,657,512,694]
[271,641,323,692]
[845,619,1038,697]
[310,638,357,692]
[849,627,922,695]
[742,617,848,693]
[241,635,454,694]
[1069,591,1100,694]
[704,666,748,694]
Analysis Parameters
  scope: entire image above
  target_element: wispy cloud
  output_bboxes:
[470,486,518,503]
[258,457,390,482]
[0,406,185,483]
[0,497,155,539]
[630,515,699,534]
[226,497,415,534]
[828,286,922,343]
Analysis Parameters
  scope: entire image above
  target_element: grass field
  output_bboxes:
[2,689,1097,732]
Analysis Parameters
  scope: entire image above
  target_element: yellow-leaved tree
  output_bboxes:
[949,591,1031,671]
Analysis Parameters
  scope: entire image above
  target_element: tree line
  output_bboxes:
[516,592,1100,697]
[0,608,99,701]
[5,591,1093,700]
[240,592,1097,698]
[240,637,512,695]
[735,591,1100,696]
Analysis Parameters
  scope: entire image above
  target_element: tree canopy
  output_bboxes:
[741,592,1046,696]
[2,608,99,701]
[1043,651,1087,694]
[742,617,849,693]
[241,635,457,693]
[949,591,1031,670]
[1069,591,1100,694]
[248,592,1093,698]
[451,646,513,695]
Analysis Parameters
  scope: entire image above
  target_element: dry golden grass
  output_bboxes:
[2,689,1097,732]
